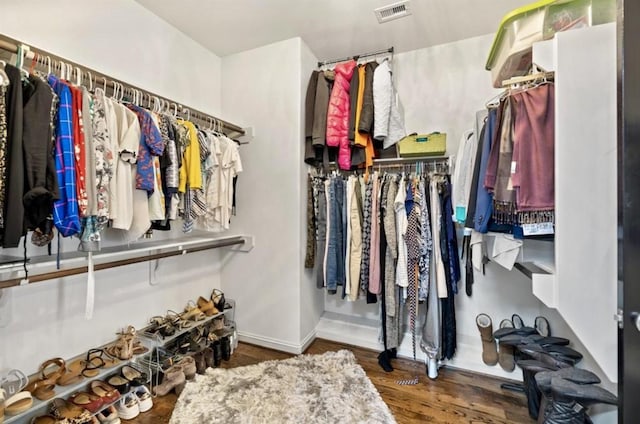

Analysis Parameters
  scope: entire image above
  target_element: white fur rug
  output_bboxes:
[169,349,396,424]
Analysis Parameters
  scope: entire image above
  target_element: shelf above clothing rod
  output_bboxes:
[0,34,246,138]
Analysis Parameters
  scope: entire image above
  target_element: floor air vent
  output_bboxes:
[374,1,412,24]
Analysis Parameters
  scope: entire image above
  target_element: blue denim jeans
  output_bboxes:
[313,178,327,289]
[326,177,346,293]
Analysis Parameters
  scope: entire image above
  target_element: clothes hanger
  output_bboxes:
[15,44,30,80]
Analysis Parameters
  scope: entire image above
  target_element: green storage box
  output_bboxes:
[397,132,446,157]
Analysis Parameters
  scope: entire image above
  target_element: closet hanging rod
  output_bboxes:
[0,35,245,137]
[0,236,246,290]
[318,47,394,68]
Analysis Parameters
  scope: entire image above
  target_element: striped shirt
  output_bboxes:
[48,75,81,237]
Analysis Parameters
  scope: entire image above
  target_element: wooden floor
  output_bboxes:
[129,339,534,424]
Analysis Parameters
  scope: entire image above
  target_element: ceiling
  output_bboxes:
[135,0,533,60]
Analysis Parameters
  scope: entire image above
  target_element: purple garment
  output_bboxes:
[511,84,555,211]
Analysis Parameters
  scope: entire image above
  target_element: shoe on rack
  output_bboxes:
[106,376,130,395]
[182,301,206,322]
[476,314,498,366]
[69,392,104,414]
[115,393,140,421]
[221,336,232,361]
[197,296,218,317]
[190,350,207,374]
[96,405,121,424]
[536,368,602,422]
[210,289,226,312]
[153,366,186,397]
[202,347,214,370]
[90,381,121,404]
[496,319,516,372]
[50,398,92,423]
[176,356,197,380]
[132,386,153,413]
[544,377,617,424]
[211,340,223,367]
[4,391,33,416]
[121,366,148,387]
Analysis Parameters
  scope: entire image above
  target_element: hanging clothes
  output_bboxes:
[0,76,8,239]
[372,60,406,149]
[22,75,58,234]
[304,70,320,166]
[48,74,81,238]
[4,65,27,246]
[326,60,356,170]
[511,83,555,217]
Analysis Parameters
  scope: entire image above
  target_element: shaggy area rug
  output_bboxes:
[169,349,396,424]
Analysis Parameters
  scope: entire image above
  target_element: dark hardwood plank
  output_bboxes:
[128,338,533,424]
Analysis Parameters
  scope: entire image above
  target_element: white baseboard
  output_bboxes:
[238,329,317,355]
[316,316,523,382]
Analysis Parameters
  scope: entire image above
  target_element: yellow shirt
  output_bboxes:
[178,120,202,192]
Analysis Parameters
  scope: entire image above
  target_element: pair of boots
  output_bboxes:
[513,337,616,423]
[377,348,397,372]
[153,365,187,396]
[533,367,617,423]
[477,313,551,372]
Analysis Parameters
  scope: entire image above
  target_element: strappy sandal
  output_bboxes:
[0,369,29,397]
[197,296,218,317]
[182,301,206,322]
[211,289,227,311]
[57,359,84,387]
[106,327,136,360]
[82,349,119,378]
[167,310,193,330]
[148,315,177,338]
[25,358,65,401]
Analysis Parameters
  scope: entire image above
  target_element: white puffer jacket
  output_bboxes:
[373,60,406,149]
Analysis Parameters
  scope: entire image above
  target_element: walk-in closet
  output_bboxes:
[0,0,635,423]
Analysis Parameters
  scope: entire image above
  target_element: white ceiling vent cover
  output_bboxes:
[374,1,412,24]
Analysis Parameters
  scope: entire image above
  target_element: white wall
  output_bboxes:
[220,38,308,352]
[394,34,500,156]
[0,0,226,375]
[299,41,325,345]
[0,0,221,114]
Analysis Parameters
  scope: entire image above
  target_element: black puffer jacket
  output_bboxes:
[358,61,379,134]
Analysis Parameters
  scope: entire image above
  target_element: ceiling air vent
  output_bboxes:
[374,1,412,24]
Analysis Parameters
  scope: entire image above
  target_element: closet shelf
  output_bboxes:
[4,309,230,424]
[0,234,254,290]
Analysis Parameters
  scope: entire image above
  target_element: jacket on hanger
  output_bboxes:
[22,75,59,232]
[304,70,319,165]
[3,65,26,246]
[373,60,406,149]
[358,61,379,134]
[326,60,356,170]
